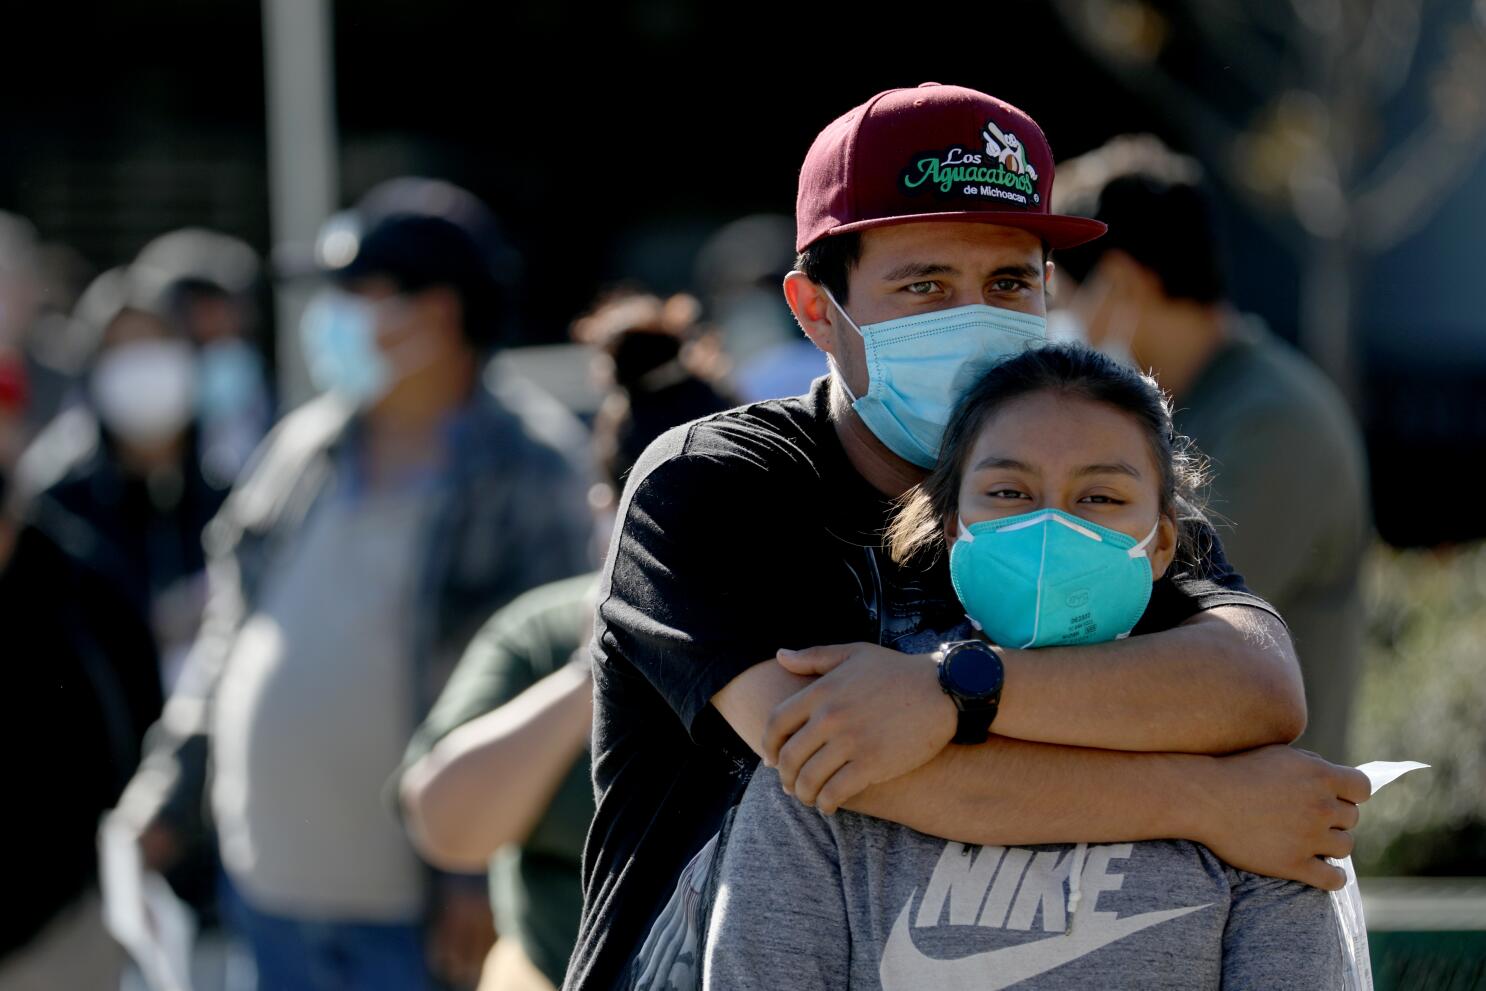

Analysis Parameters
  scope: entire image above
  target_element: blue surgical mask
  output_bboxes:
[823,289,1046,467]
[950,508,1160,648]
[197,339,265,421]
[299,290,391,405]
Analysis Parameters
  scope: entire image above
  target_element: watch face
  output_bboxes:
[947,645,1000,696]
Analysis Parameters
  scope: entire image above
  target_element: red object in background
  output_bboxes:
[0,349,28,412]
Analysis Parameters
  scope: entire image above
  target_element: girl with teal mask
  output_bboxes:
[886,342,1204,650]
[703,343,1352,989]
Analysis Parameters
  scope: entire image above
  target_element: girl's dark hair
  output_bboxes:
[887,343,1210,568]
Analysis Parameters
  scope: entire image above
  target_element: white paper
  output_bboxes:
[1330,759,1430,991]
[1355,760,1430,795]
[98,812,196,991]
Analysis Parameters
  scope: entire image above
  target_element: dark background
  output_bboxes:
[2,0,1482,545]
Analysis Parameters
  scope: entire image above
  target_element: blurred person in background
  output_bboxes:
[0,210,105,437]
[137,227,274,489]
[16,264,230,690]
[694,214,825,401]
[1050,135,1371,762]
[0,212,40,357]
[115,177,594,991]
[398,289,736,991]
[0,340,162,991]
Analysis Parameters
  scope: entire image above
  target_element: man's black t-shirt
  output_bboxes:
[566,378,1275,991]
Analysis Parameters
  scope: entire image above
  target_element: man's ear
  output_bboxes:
[783,271,837,355]
[1149,514,1180,581]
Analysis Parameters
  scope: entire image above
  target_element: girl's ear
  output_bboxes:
[942,512,960,551]
[1149,513,1179,580]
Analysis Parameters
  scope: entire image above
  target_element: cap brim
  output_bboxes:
[821,210,1107,251]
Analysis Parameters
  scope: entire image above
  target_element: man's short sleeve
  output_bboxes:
[595,445,820,740]
[1133,522,1285,635]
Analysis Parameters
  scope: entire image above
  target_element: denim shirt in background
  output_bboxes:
[118,362,597,842]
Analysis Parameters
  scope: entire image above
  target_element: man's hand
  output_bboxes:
[1197,745,1371,890]
[764,643,957,814]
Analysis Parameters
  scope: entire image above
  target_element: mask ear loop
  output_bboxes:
[1127,517,1162,559]
[818,286,867,403]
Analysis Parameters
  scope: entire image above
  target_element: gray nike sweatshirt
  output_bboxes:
[704,767,1344,991]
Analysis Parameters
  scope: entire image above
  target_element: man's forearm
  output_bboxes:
[843,735,1213,847]
[991,605,1305,754]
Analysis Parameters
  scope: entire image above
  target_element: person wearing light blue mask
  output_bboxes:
[117,179,595,991]
[583,84,1370,991]
[704,344,1354,990]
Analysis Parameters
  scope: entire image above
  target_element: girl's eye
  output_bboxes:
[1079,494,1125,505]
[988,488,1029,500]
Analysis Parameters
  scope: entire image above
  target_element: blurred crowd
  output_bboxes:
[0,135,1371,991]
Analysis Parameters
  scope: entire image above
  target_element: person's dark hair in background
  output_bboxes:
[1049,134,1372,762]
[1052,136,1224,305]
[571,289,738,495]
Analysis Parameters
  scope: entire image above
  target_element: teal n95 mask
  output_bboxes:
[950,508,1160,648]
[821,288,1046,467]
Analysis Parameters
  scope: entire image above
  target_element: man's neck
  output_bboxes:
[827,379,925,499]
[1134,302,1231,401]
[363,352,476,483]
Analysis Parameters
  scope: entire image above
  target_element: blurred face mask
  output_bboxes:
[300,288,433,407]
[91,339,198,446]
[300,290,389,405]
[197,338,265,421]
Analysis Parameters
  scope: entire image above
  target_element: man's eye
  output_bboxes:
[990,278,1026,293]
[904,281,939,295]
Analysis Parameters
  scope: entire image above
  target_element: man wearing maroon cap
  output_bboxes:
[566,85,1367,991]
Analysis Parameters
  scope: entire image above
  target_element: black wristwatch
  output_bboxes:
[936,640,1005,744]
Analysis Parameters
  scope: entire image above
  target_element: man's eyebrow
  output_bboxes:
[881,262,958,282]
[1074,461,1143,480]
[991,263,1043,282]
[971,456,1035,473]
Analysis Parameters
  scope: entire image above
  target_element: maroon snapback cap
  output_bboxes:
[796,82,1107,253]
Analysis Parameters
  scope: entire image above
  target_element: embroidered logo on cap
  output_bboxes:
[900,119,1042,207]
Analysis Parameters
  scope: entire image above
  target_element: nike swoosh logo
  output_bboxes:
[879,894,1210,990]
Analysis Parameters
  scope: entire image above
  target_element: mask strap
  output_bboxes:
[818,286,866,403]
[956,516,974,542]
[825,352,860,403]
[819,286,865,340]
[1128,518,1162,558]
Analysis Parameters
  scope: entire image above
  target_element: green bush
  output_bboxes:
[1352,541,1486,876]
